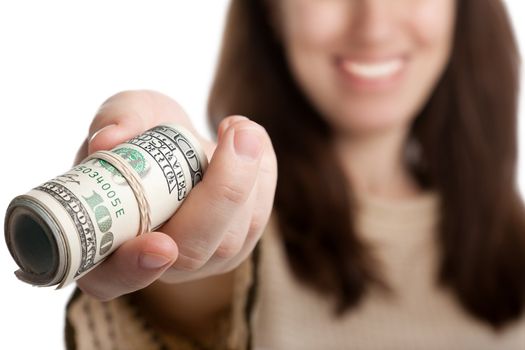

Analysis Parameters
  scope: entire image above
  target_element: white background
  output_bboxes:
[0,1,523,349]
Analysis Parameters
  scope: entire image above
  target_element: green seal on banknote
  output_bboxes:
[99,147,146,177]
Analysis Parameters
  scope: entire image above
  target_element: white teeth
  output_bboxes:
[342,59,403,79]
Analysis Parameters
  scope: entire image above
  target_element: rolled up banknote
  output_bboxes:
[4,124,207,288]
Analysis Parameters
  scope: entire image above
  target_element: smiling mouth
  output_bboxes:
[335,56,407,91]
[338,56,406,83]
[340,58,405,80]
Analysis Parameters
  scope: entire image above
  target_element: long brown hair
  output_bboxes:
[208,0,525,328]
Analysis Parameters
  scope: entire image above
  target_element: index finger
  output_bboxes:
[87,90,208,156]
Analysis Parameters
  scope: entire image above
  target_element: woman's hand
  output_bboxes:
[74,90,277,301]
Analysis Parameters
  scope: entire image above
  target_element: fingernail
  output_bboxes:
[139,253,172,269]
[234,128,263,161]
[89,124,116,144]
[218,115,248,143]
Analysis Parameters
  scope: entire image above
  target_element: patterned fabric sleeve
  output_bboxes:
[64,246,258,350]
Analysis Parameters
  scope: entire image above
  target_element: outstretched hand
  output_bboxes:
[74,90,277,301]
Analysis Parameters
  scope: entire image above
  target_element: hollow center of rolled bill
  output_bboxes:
[9,209,58,277]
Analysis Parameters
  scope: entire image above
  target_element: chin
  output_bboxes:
[330,107,413,136]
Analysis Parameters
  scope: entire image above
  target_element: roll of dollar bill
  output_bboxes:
[4,124,207,288]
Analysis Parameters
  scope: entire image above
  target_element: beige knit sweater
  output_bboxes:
[65,191,525,349]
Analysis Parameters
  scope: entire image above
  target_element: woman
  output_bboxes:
[66,0,525,349]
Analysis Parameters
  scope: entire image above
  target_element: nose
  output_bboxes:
[350,0,395,46]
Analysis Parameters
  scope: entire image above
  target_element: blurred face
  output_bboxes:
[275,0,456,136]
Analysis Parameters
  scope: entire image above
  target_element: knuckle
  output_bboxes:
[174,250,208,271]
[215,235,243,260]
[247,216,266,241]
[220,250,254,274]
[214,181,250,205]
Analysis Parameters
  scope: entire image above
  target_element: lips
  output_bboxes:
[341,58,404,79]
[335,55,407,90]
